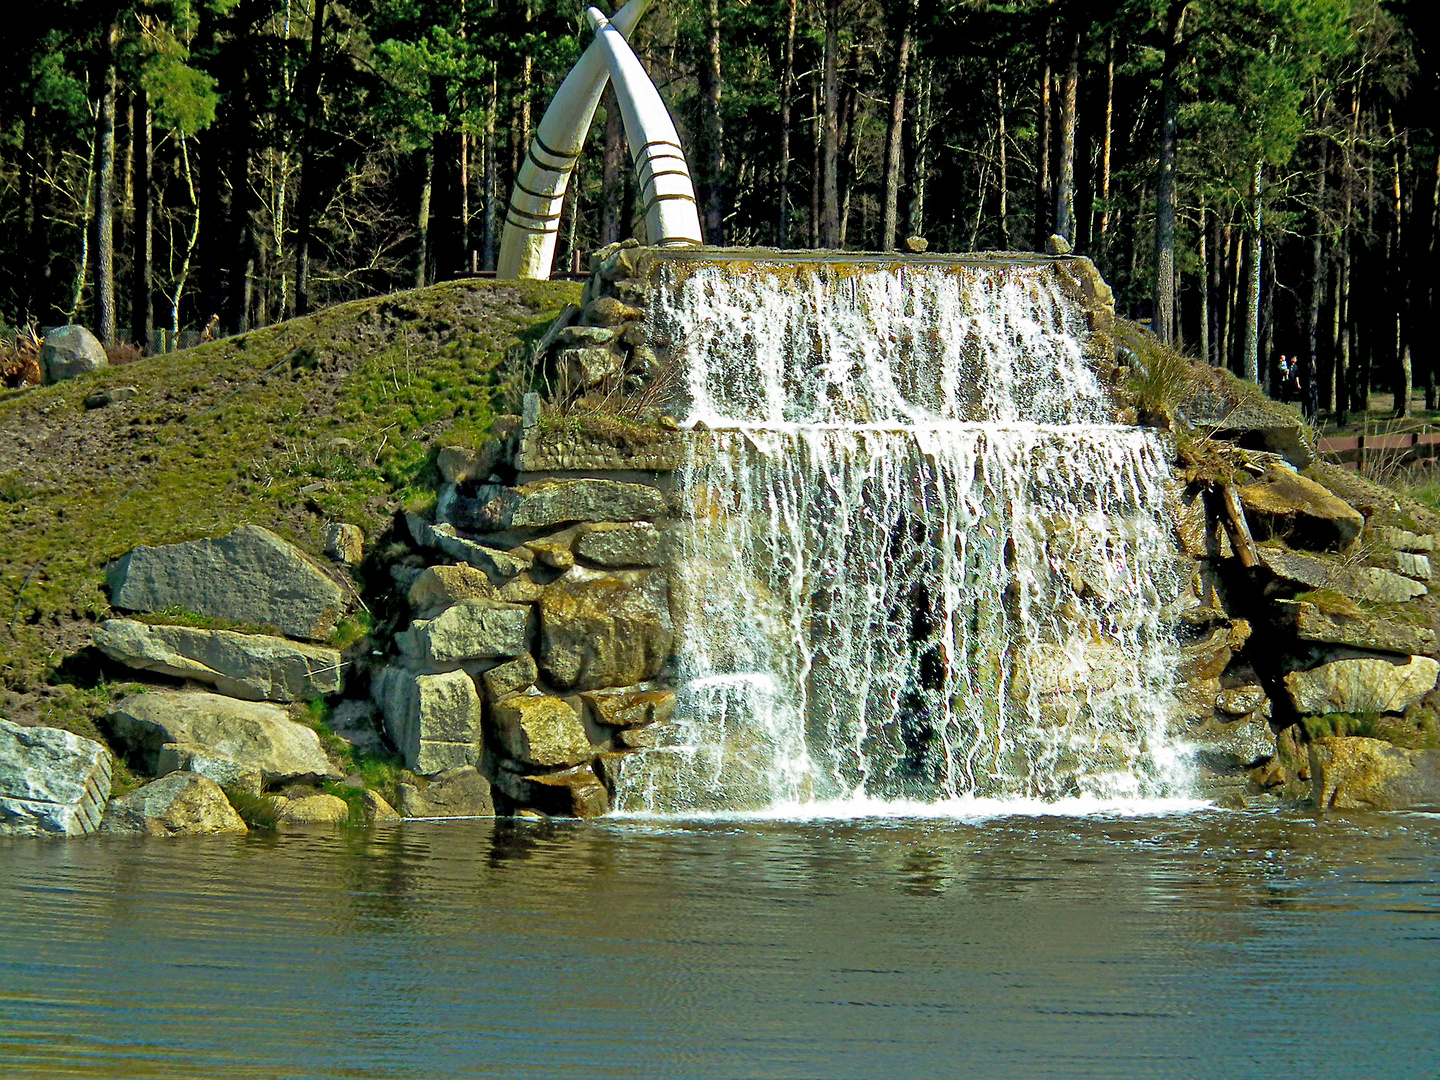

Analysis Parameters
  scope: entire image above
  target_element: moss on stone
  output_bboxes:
[1301,710,1440,750]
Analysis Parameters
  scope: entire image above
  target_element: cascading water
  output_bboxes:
[612,255,1191,814]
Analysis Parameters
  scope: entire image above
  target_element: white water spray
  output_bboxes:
[613,258,1191,814]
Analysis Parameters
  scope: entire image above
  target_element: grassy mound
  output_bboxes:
[0,277,579,731]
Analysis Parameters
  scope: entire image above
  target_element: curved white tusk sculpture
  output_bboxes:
[496,0,654,280]
[583,7,703,252]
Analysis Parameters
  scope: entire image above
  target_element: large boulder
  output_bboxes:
[467,479,667,531]
[371,666,482,774]
[99,771,247,836]
[0,719,112,837]
[1284,655,1440,716]
[1236,467,1364,551]
[395,765,495,818]
[489,694,594,767]
[1309,736,1440,810]
[1272,599,1438,656]
[40,325,107,383]
[107,692,340,784]
[395,599,530,664]
[106,525,349,641]
[93,619,343,702]
[537,566,672,690]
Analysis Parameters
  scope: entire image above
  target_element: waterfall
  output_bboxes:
[614,257,1190,814]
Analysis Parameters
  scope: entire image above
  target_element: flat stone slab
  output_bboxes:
[94,619,343,702]
[107,692,340,784]
[575,522,664,567]
[1368,526,1436,553]
[100,772,247,836]
[1256,547,1428,603]
[581,688,677,728]
[469,479,667,531]
[1273,600,1437,656]
[106,525,349,641]
[406,515,531,581]
[1370,550,1433,582]
[0,719,112,837]
[1309,736,1440,810]
[396,599,530,663]
[1236,466,1363,551]
[1284,655,1440,716]
[371,667,481,775]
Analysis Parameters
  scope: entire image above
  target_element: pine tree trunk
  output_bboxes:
[880,0,914,250]
[19,96,38,319]
[906,62,929,238]
[1422,149,1439,409]
[1198,202,1209,364]
[94,20,119,345]
[1307,140,1327,418]
[1054,24,1079,243]
[1153,1,1186,346]
[482,68,497,271]
[1337,229,1351,425]
[696,0,726,244]
[294,0,328,316]
[810,81,821,247]
[1392,131,1409,418]
[131,92,153,351]
[821,0,841,248]
[1096,34,1114,239]
[1244,161,1263,383]
[415,148,433,288]
[1033,13,1051,249]
[601,87,626,246]
[777,0,796,246]
[997,72,1008,248]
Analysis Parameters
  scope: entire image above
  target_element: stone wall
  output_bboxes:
[379,409,682,817]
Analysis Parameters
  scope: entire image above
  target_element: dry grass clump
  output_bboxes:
[1,326,43,388]
[1116,319,1198,427]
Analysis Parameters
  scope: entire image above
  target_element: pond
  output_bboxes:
[2,806,1437,1079]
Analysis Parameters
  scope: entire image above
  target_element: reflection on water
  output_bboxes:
[2,810,1438,1079]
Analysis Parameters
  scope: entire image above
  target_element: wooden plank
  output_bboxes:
[1219,483,1259,569]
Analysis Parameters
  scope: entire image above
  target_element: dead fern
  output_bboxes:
[1,325,44,388]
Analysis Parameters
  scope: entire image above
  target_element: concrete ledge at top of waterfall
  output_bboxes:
[0,719,113,837]
[93,619,343,702]
[457,479,667,532]
[106,525,350,642]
